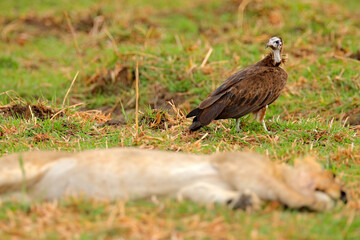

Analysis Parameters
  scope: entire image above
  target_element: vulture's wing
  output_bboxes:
[199,67,287,121]
[199,67,253,109]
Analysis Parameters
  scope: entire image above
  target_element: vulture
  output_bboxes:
[186,36,288,132]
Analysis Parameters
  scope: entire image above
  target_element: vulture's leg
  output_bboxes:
[256,105,269,132]
[235,118,241,132]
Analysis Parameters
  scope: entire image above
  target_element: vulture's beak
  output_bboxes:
[265,43,269,49]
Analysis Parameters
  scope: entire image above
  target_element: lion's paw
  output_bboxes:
[312,191,335,211]
[226,190,261,211]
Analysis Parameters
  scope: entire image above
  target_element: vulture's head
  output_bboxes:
[265,37,283,51]
[265,37,283,65]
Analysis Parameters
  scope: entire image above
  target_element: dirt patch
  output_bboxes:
[149,83,188,110]
[83,64,134,94]
[140,109,175,130]
[1,10,106,43]
[72,11,105,33]
[20,15,64,32]
[290,47,316,58]
[140,102,189,130]
[350,50,360,61]
[33,133,51,143]
[72,110,111,124]
[87,82,190,118]
[0,103,60,120]
[344,108,360,126]
[98,119,127,127]
[18,11,105,33]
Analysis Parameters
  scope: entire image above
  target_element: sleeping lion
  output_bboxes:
[0,148,347,211]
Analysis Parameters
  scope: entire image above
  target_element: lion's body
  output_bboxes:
[0,148,346,211]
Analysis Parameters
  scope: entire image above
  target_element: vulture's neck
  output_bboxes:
[273,49,281,65]
[260,52,283,67]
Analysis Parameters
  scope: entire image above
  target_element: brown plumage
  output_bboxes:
[187,37,288,132]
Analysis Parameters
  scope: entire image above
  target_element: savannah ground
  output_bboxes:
[0,0,359,239]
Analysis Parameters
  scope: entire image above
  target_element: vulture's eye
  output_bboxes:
[275,41,280,44]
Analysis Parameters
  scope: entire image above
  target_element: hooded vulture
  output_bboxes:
[186,36,288,132]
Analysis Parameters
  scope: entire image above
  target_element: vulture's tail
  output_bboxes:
[186,102,226,131]
[189,117,203,131]
[187,108,203,131]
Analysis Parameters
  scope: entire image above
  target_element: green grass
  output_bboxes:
[0,0,360,239]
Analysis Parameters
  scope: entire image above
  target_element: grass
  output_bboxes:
[0,0,359,239]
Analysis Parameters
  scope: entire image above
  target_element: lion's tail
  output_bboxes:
[0,151,72,195]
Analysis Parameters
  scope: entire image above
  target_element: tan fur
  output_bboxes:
[0,148,346,211]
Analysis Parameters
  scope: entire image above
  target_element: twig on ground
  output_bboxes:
[62,71,79,107]
[135,61,139,134]
[200,48,213,68]
[0,90,27,104]
[104,28,120,56]
[50,102,84,121]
